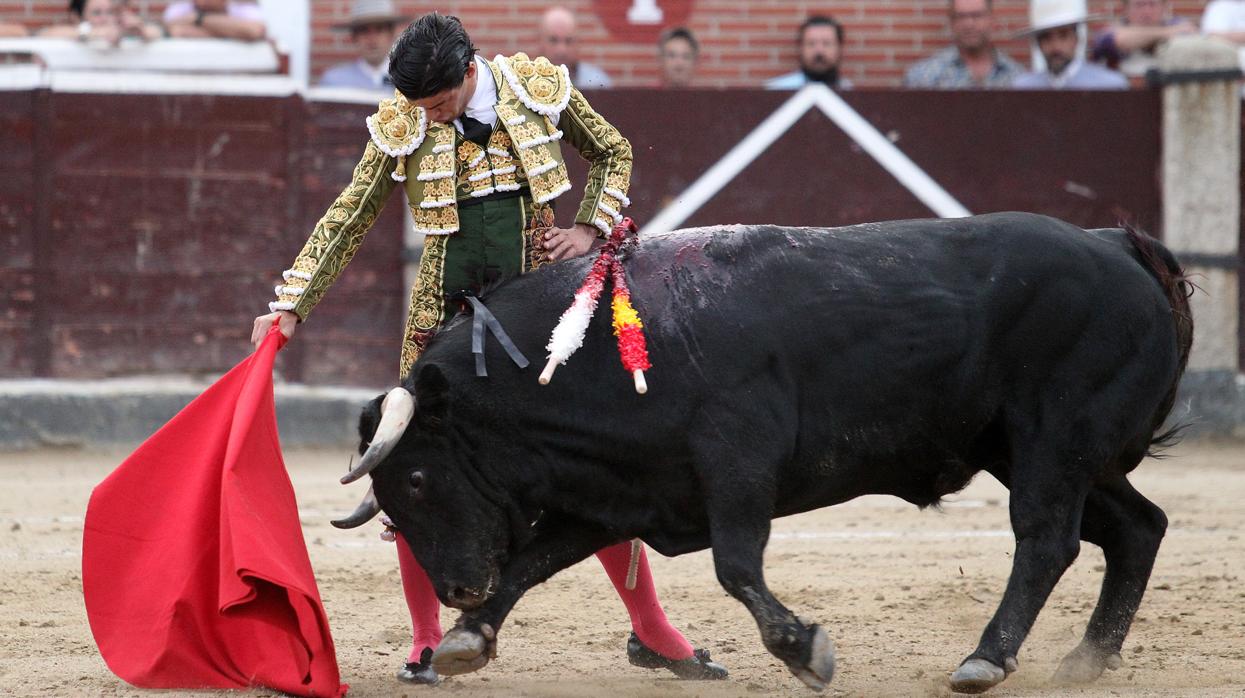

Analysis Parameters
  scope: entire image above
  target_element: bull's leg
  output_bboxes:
[704,495,834,691]
[1053,476,1167,684]
[432,517,617,676]
[689,388,830,690]
[950,449,1090,694]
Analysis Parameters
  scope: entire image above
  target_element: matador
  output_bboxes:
[250,12,726,687]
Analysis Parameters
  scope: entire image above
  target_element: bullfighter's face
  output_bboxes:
[357,370,511,610]
[411,60,478,125]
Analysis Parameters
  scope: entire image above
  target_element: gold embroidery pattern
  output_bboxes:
[512,143,557,181]
[400,234,448,377]
[560,88,633,229]
[525,202,557,272]
[277,142,398,319]
[508,120,545,148]
[366,92,426,158]
[457,141,494,197]
[418,150,455,180]
[597,191,624,221]
[528,162,571,204]
[487,130,521,190]
[423,176,455,203]
[497,53,572,117]
[431,125,455,151]
[491,129,514,151]
[605,170,630,194]
[411,204,459,235]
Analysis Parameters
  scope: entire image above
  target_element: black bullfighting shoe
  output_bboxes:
[396,647,440,685]
[626,632,729,680]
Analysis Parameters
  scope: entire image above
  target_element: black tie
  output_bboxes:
[459,114,492,147]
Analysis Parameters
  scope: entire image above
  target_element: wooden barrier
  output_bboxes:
[2,84,1235,386]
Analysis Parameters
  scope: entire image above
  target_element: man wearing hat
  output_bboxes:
[1014,0,1129,88]
[318,0,406,90]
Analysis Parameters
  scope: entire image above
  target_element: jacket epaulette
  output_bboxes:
[365,92,427,181]
[496,52,573,118]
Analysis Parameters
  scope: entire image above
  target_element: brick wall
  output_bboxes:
[0,1,1213,86]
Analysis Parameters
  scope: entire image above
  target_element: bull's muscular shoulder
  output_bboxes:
[365,92,428,157]
[496,52,573,117]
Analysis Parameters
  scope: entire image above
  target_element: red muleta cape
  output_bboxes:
[83,328,348,697]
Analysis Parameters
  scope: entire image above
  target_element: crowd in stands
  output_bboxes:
[0,0,1234,90]
[5,0,265,46]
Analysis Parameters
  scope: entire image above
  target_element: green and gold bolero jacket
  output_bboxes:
[270,53,633,319]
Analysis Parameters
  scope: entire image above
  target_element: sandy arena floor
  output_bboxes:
[0,443,1242,698]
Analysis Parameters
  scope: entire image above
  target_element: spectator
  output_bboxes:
[0,22,27,37]
[657,26,698,88]
[39,0,162,44]
[904,0,1023,88]
[1091,0,1194,76]
[766,15,852,90]
[1014,0,1128,89]
[164,0,265,41]
[1202,0,1245,43]
[319,0,405,90]
[538,5,612,88]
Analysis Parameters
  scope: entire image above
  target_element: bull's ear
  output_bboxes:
[357,393,386,455]
[414,363,450,430]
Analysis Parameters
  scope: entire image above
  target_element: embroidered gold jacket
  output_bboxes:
[270,53,633,320]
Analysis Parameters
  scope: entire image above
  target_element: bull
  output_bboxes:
[334,212,1192,693]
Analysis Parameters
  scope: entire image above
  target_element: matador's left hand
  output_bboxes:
[542,223,598,262]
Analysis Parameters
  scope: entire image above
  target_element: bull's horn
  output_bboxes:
[341,387,415,484]
[330,485,381,529]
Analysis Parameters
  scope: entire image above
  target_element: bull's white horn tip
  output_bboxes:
[633,370,647,394]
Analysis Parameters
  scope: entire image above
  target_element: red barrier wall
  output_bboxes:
[2,86,1235,387]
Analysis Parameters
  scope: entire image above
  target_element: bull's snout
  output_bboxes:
[445,584,490,610]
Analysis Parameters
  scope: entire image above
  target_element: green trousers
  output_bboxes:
[400,195,554,376]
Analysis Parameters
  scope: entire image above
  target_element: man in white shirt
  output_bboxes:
[1013,0,1129,89]
[318,0,405,91]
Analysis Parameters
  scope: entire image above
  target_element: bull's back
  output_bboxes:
[434,213,1175,437]
[629,214,1176,448]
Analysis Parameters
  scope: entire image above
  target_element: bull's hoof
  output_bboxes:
[788,625,835,692]
[949,658,1010,694]
[432,627,491,676]
[1052,642,1122,684]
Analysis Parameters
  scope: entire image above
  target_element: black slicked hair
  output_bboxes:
[388,12,478,100]
[69,0,85,16]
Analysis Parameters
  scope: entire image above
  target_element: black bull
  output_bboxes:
[343,213,1192,693]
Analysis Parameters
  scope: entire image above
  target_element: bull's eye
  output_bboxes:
[408,470,426,497]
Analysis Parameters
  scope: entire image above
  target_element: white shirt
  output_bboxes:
[453,55,560,133]
[455,56,498,134]
[1203,0,1245,33]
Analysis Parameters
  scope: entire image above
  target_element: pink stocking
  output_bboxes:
[596,541,694,660]
[396,534,443,663]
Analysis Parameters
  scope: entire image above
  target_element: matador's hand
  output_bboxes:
[251,310,298,348]
[542,223,598,262]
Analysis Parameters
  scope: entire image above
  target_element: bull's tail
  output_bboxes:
[1124,226,1195,454]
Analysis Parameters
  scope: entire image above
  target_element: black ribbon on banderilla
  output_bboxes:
[464,295,529,377]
